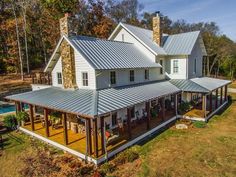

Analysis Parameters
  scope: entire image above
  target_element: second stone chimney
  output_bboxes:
[153,11,162,46]
[59,13,77,89]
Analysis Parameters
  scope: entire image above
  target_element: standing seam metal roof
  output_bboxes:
[6,81,181,117]
[68,36,161,70]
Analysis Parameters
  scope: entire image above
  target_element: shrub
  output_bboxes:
[50,111,61,122]
[16,111,29,122]
[179,102,191,114]
[3,114,17,129]
[113,148,139,165]
[193,121,207,128]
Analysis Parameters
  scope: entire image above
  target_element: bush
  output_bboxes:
[179,102,191,114]
[113,148,139,165]
[193,121,207,128]
[16,111,29,122]
[3,114,17,129]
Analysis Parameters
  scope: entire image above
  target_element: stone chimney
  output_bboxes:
[59,13,77,89]
[153,11,162,46]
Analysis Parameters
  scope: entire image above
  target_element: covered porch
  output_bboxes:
[6,81,181,164]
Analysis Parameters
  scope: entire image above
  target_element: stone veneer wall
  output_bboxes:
[153,15,162,46]
[59,14,77,89]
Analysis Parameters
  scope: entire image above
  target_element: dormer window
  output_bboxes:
[160,60,163,74]
[173,60,179,74]
[145,69,149,80]
[110,71,116,85]
[129,70,135,82]
[122,34,125,42]
[194,58,197,74]
[82,72,88,86]
[57,72,62,85]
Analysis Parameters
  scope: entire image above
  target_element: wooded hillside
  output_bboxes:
[0,0,235,79]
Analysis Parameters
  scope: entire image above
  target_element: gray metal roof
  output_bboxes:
[115,23,201,56]
[6,81,181,117]
[120,23,166,55]
[170,79,209,93]
[68,36,161,70]
[162,31,200,55]
[191,77,231,91]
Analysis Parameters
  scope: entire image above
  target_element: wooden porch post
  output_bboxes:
[44,108,49,137]
[29,104,35,131]
[127,107,132,139]
[62,113,68,145]
[146,101,150,130]
[161,97,165,121]
[202,95,206,118]
[209,92,213,113]
[215,89,218,109]
[220,87,223,105]
[174,94,178,116]
[92,118,98,158]
[100,116,105,155]
[86,119,92,156]
[224,85,228,102]
[16,101,21,113]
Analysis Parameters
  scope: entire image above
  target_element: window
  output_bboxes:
[160,60,163,74]
[122,34,125,42]
[194,58,197,74]
[112,112,117,126]
[82,72,88,86]
[110,71,116,85]
[129,70,134,82]
[173,60,179,73]
[57,72,62,85]
[130,107,135,118]
[145,69,149,80]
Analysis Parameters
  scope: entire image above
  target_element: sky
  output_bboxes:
[140,0,236,41]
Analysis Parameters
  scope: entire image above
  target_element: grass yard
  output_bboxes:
[0,94,236,177]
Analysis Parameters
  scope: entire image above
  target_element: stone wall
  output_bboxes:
[153,15,162,46]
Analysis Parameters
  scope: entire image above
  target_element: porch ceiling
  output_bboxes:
[5,80,181,117]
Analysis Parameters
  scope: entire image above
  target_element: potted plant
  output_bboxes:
[16,111,29,126]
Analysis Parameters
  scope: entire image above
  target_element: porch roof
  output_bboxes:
[6,81,181,117]
[170,79,209,93]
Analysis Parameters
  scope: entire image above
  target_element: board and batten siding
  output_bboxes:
[96,68,164,89]
[51,57,63,87]
[112,28,156,62]
[188,38,203,79]
[74,51,96,89]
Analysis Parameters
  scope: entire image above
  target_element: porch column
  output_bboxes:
[145,101,150,130]
[220,87,223,105]
[92,118,98,158]
[62,113,68,145]
[85,119,92,156]
[127,107,132,139]
[202,95,207,118]
[100,116,105,155]
[44,108,49,137]
[16,101,21,113]
[29,104,35,131]
[161,97,165,121]
[209,92,213,113]
[224,85,228,102]
[215,89,218,109]
[174,94,178,116]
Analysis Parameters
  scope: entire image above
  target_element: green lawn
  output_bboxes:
[1,94,236,177]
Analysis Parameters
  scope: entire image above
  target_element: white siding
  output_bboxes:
[112,28,156,62]
[74,51,96,89]
[188,38,203,79]
[96,68,164,89]
[167,58,187,79]
[51,57,63,87]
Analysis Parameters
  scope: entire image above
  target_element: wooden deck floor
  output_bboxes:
[22,111,176,158]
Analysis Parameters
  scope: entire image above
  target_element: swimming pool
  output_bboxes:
[0,104,29,114]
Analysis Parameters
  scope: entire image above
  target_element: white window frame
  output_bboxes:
[194,58,197,74]
[57,72,62,85]
[173,60,179,74]
[122,34,125,42]
[82,72,88,86]
[110,71,116,85]
[145,69,149,80]
[160,59,163,75]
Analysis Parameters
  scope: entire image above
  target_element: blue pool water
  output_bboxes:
[0,104,29,114]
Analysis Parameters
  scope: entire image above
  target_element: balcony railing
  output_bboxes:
[32,73,52,85]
